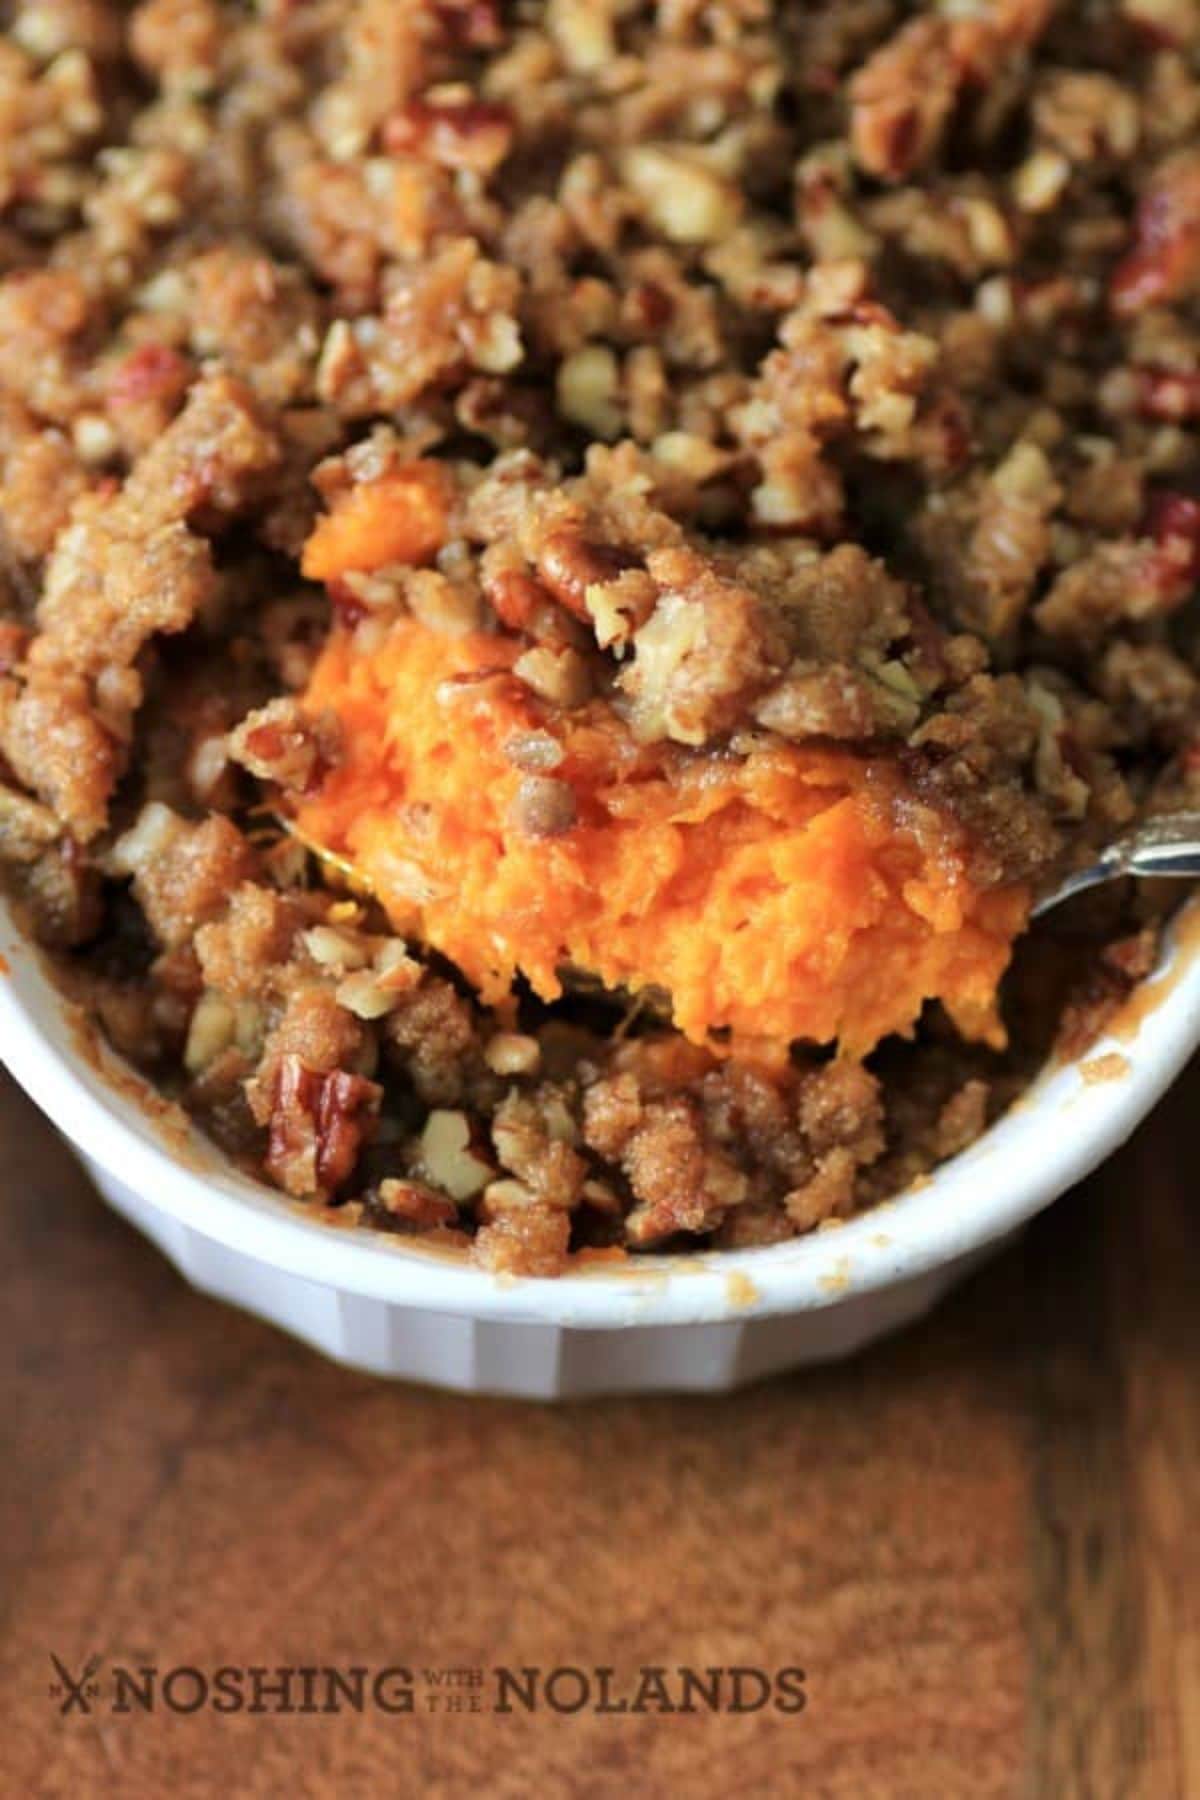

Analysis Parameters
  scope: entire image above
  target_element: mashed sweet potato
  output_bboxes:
[297,617,1028,1056]
[300,465,451,581]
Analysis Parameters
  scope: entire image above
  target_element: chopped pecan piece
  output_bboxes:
[510,774,577,839]
[384,97,514,175]
[264,1056,380,1199]
[536,531,642,620]
[1111,151,1200,315]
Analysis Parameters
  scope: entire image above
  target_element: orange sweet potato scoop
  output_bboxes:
[295,615,1028,1058]
[301,464,451,581]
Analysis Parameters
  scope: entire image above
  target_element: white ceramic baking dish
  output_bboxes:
[1,891,1197,1397]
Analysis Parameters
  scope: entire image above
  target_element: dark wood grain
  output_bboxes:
[1,1061,1197,1798]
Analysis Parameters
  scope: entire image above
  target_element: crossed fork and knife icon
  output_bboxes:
[48,1653,103,1715]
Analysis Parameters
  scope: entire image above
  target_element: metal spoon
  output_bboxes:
[1032,809,1200,917]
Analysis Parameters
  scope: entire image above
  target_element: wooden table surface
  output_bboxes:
[2,1057,1198,1799]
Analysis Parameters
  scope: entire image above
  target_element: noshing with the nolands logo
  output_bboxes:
[47,1659,808,1718]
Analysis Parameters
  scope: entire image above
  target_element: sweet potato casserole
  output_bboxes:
[0,0,1197,1272]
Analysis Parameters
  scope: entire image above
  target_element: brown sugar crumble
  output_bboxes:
[0,0,1197,1275]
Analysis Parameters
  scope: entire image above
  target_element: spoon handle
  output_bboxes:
[1033,810,1200,917]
